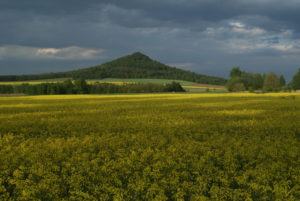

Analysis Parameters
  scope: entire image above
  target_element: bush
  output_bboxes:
[226,77,244,92]
[232,82,246,92]
[164,82,185,92]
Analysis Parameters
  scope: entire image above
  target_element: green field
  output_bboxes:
[1,93,299,200]
[0,78,227,93]
[87,78,227,93]
[0,78,196,85]
[0,78,71,85]
[87,78,196,85]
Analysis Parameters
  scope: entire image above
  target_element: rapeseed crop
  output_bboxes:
[0,93,300,200]
[0,81,61,85]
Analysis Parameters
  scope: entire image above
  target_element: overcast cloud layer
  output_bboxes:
[1,0,300,79]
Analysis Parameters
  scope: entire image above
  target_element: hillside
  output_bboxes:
[0,52,226,85]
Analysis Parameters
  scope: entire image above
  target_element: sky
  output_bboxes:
[1,0,300,80]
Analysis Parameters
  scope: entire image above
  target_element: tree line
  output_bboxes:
[226,67,300,92]
[0,80,185,95]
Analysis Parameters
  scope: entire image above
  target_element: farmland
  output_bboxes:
[1,93,300,200]
[0,78,227,93]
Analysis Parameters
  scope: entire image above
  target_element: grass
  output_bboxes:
[184,87,227,93]
[0,78,227,93]
[0,78,195,85]
[0,93,300,200]
[87,78,197,86]
[0,78,70,85]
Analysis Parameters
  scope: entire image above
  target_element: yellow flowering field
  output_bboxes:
[0,81,54,85]
[0,93,300,200]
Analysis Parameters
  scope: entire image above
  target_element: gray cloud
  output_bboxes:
[1,0,300,80]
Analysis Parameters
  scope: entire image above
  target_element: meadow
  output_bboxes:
[0,78,195,86]
[0,78,227,93]
[0,93,300,200]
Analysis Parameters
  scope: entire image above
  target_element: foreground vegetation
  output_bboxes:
[1,93,300,200]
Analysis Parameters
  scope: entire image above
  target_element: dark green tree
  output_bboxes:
[230,67,242,78]
[279,75,286,87]
[291,69,300,90]
[74,79,89,94]
[63,79,75,94]
[0,85,14,94]
[232,82,246,92]
[251,73,264,90]
[263,72,281,92]
[164,82,185,92]
[226,77,245,92]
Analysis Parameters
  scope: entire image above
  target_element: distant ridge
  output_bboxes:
[0,52,226,85]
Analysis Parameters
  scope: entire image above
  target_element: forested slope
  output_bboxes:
[0,52,226,85]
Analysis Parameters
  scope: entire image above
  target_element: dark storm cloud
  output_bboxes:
[113,0,300,32]
[1,0,300,80]
[2,0,300,31]
[0,0,101,15]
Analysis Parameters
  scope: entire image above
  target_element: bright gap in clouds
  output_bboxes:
[203,21,300,54]
[0,46,106,60]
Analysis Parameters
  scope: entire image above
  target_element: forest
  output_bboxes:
[0,80,185,95]
[0,52,227,85]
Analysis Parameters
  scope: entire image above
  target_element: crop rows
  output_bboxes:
[0,94,300,200]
